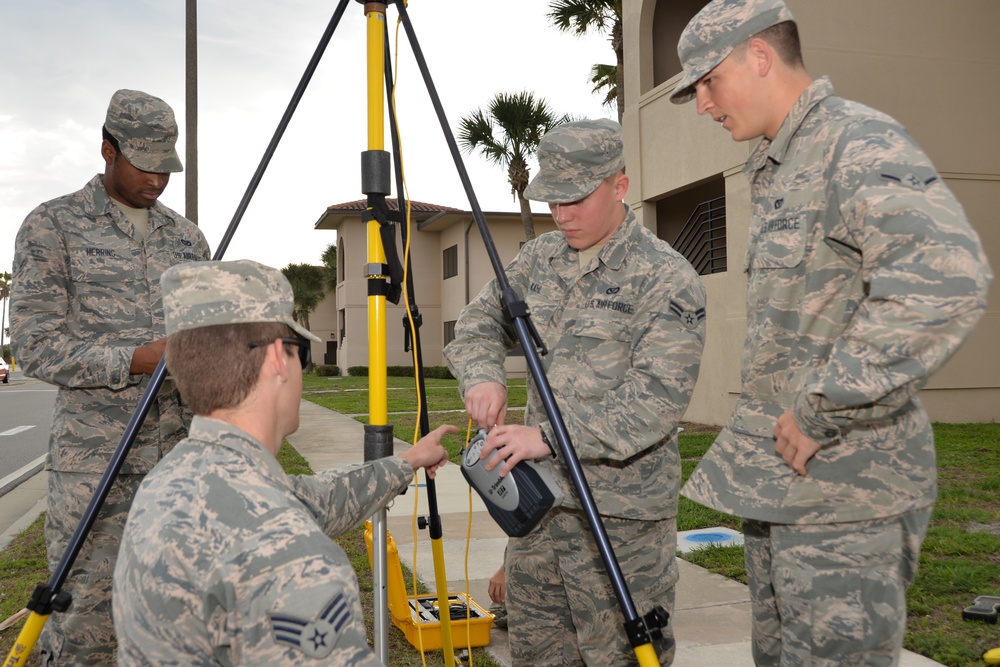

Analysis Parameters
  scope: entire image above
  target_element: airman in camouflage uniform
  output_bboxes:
[671,1,993,664]
[9,89,211,666]
[443,119,706,666]
[112,259,452,665]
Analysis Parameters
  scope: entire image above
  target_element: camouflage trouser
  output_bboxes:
[743,507,932,667]
[39,471,144,667]
[506,508,678,667]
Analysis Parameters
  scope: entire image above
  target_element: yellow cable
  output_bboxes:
[463,418,475,656]
[389,13,432,666]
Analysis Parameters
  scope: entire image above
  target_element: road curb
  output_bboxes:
[0,497,46,551]
[0,455,45,498]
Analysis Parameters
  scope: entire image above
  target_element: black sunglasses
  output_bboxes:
[248,336,311,369]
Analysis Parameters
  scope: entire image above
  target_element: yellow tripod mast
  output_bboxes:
[361,6,392,661]
[360,2,457,664]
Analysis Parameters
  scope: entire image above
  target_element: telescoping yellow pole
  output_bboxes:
[4,607,49,667]
[364,4,388,422]
[360,3,455,665]
[362,5,392,664]
[361,4,457,664]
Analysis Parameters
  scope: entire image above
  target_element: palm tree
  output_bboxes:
[547,0,623,123]
[280,263,325,333]
[0,271,11,357]
[589,63,618,112]
[320,243,338,293]
[458,91,570,241]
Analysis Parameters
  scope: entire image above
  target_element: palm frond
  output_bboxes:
[547,0,620,36]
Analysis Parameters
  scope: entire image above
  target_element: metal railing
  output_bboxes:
[671,196,727,275]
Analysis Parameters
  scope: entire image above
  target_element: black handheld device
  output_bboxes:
[460,429,564,537]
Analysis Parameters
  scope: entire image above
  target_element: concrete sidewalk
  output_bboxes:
[0,400,944,666]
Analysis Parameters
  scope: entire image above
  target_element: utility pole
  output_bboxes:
[185,0,199,225]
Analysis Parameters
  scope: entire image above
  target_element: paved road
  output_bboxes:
[0,371,56,492]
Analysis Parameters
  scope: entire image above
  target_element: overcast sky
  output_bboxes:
[1,0,614,327]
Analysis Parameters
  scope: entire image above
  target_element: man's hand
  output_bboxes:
[480,424,552,477]
[464,381,508,430]
[399,424,457,479]
[130,338,167,375]
[773,410,822,476]
[488,565,506,605]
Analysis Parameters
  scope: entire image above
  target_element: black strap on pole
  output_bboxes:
[389,0,669,654]
[24,0,353,621]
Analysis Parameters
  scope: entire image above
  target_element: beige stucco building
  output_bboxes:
[621,0,998,424]
[313,0,997,425]
[314,199,555,375]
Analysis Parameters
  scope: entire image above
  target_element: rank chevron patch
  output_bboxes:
[270,592,352,658]
[669,300,706,330]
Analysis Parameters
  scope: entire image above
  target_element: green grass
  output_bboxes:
[303,375,528,463]
[0,514,49,661]
[302,375,528,418]
[902,423,1000,666]
[675,430,747,582]
[677,431,742,533]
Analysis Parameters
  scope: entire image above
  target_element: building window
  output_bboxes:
[443,320,457,346]
[443,245,458,279]
[337,237,346,283]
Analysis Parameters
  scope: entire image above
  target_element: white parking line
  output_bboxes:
[0,425,36,437]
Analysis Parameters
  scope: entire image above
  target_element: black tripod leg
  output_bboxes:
[8,1,354,660]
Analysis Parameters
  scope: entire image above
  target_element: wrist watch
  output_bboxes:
[539,428,557,458]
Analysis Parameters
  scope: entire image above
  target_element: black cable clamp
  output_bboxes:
[402,307,423,353]
[501,287,548,357]
[361,200,403,305]
[27,584,72,615]
[624,606,674,651]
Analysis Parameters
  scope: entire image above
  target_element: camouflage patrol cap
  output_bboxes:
[523,118,625,204]
[161,260,321,342]
[104,89,183,173]
[669,0,795,104]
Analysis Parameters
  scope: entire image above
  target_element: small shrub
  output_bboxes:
[313,364,340,377]
[423,366,455,379]
[347,365,453,379]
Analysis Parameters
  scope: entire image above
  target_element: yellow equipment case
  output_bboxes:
[363,522,494,651]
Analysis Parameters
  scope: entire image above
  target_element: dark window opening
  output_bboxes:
[443,245,458,279]
[443,320,456,346]
[651,0,706,90]
[656,177,727,276]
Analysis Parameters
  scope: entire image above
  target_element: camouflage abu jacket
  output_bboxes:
[444,208,706,520]
[113,416,412,666]
[682,78,993,524]
[10,175,211,474]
